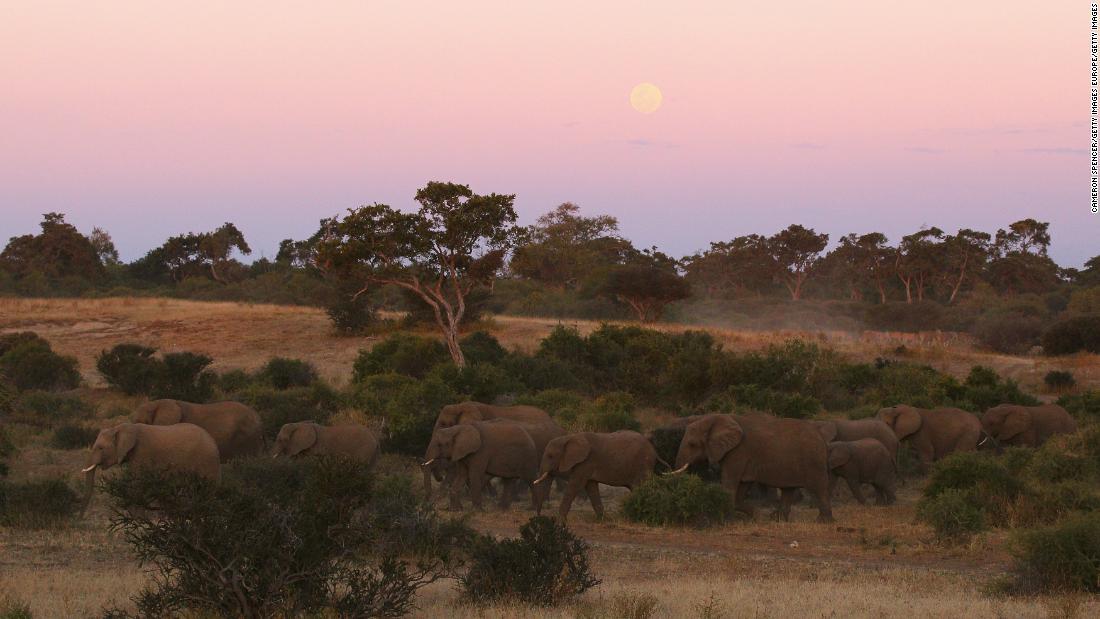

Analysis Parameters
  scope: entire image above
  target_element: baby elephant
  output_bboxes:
[423,420,543,513]
[535,431,658,520]
[826,439,897,505]
[272,422,380,466]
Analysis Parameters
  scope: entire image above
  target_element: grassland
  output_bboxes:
[1,297,1098,617]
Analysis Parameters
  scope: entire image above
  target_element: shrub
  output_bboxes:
[0,333,80,392]
[952,365,1038,412]
[11,391,94,426]
[0,596,32,619]
[1043,315,1100,355]
[1058,390,1100,421]
[427,362,520,404]
[352,334,449,380]
[50,424,98,450]
[920,452,1022,528]
[326,290,379,336]
[1044,370,1076,390]
[153,351,216,401]
[96,343,159,395]
[460,331,508,365]
[461,516,599,606]
[217,368,254,394]
[354,373,458,455]
[728,384,820,419]
[620,474,733,527]
[101,459,460,618]
[971,312,1043,355]
[577,392,640,432]
[0,375,14,417]
[1008,512,1100,593]
[256,357,318,390]
[0,478,81,529]
[516,389,587,425]
[863,301,945,332]
[916,488,986,542]
[239,383,342,439]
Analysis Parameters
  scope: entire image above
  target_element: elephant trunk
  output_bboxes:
[80,465,97,516]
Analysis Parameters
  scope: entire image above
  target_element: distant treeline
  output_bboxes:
[3,184,1100,358]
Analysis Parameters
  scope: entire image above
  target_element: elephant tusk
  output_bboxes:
[533,472,550,485]
[422,458,436,467]
[81,464,97,473]
[665,463,690,475]
[978,436,988,447]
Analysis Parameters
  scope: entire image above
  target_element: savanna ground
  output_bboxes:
[2,297,1098,618]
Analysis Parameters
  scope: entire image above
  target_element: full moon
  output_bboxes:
[630,83,662,114]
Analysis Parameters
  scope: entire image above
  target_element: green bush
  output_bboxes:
[153,351,216,401]
[0,333,80,392]
[1057,390,1100,421]
[577,392,640,432]
[0,478,81,529]
[96,343,159,395]
[427,362,520,404]
[326,289,379,336]
[1044,370,1076,390]
[920,452,1022,528]
[50,424,98,450]
[1043,315,1100,355]
[0,375,14,417]
[971,312,1043,355]
[1008,512,1100,593]
[460,331,508,365]
[515,389,587,425]
[216,368,254,394]
[101,459,463,618]
[728,384,820,419]
[461,516,599,606]
[352,333,449,380]
[952,365,1038,412]
[620,474,732,527]
[917,488,986,542]
[354,373,458,455]
[12,391,94,426]
[239,383,342,439]
[256,357,318,390]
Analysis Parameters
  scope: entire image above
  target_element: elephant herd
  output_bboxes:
[80,396,1079,524]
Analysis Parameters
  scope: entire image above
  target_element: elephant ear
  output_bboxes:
[827,443,850,469]
[999,410,1030,441]
[457,404,484,424]
[813,421,838,443]
[288,424,318,456]
[451,425,482,461]
[706,416,744,466]
[115,426,139,463]
[152,401,183,425]
[559,436,591,473]
[894,408,922,439]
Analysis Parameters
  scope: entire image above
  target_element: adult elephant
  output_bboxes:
[980,403,1077,449]
[673,413,834,523]
[81,423,220,513]
[535,431,660,520]
[810,418,899,462]
[134,399,264,462]
[423,401,559,498]
[272,422,380,466]
[876,405,981,471]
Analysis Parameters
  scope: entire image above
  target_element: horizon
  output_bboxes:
[0,2,1089,265]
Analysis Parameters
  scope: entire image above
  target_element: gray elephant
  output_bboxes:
[422,420,544,513]
[82,423,220,512]
[272,422,379,466]
[980,403,1077,449]
[826,439,897,505]
[134,399,264,462]
[535,430,659,520]
[811,418,899,463]
[876,405,981,471]
[673,413,834,523]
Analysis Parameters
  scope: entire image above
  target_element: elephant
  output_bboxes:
[876,405,981,471]
[421,420,544,513]
[980,404,1077,449]
[811,418,899,463]
[673,413,834,523]
[422,401,560,499]
[134,399,264,462]
[535,430,659,520]
[272,422,380,465]
[826,439,897,505]
[81,422,220,512]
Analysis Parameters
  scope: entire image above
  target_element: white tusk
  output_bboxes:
[81,464,97,473]
[422,458,436,467]
[665,463,690,475]
[533,472,550,485]
[978,436,988,446]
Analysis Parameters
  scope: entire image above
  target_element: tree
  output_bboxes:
[88,227,121,267]
[894,227,944,303]
[510,203,632,289]
[596,262,690,322]
[315,181,518,366]
[766,225,828,301]
[987,219,1060,295]
[941,229,991,304]
[681,235,773,298]
[0,213,104,281]
[818,232,893,302]
[133,223,252,284]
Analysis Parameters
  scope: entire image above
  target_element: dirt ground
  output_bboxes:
[1,297,1097,617]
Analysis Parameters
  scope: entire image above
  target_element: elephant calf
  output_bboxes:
[535,430,658,520]
[134,399,264,462]
[272,422,379,466]
[811,418,899,463]
[981,404,1077,449]
[82,423,221,513]
[423,420,544,513]
[826,439,897,505]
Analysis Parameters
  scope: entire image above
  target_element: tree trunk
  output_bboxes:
[948,254,968,304]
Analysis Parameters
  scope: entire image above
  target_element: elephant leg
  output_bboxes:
[585,480,605,519]
[422,465,434,501]
[468,471,487,511]
[828,474,838,500]
[776,488,799,521]
[558,476,585,521]
[445,466,466,511]
[914,441,935,473]
[496,478,514,511]
[530,480,547,515]
[807,474,834,524]
[733,483,756,518]
[878,479,897,505]
[845,477,867,505]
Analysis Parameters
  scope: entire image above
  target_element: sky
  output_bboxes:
[0,1,1090,265]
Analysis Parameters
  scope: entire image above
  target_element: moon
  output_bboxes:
[630,83,663,114]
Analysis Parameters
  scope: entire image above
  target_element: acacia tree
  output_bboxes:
[596,249,689,321]
[894,228,944,303]
[941,229,991,304]
[766,225,828,301]
[510,203,631,289]
[681,234,772,298]
[0,212,104,280]
[819,232,893,302]
[987,219,1060,295]
[315,182,518,366]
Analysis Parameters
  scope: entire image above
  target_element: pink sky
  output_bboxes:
[0,2,1090,264]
